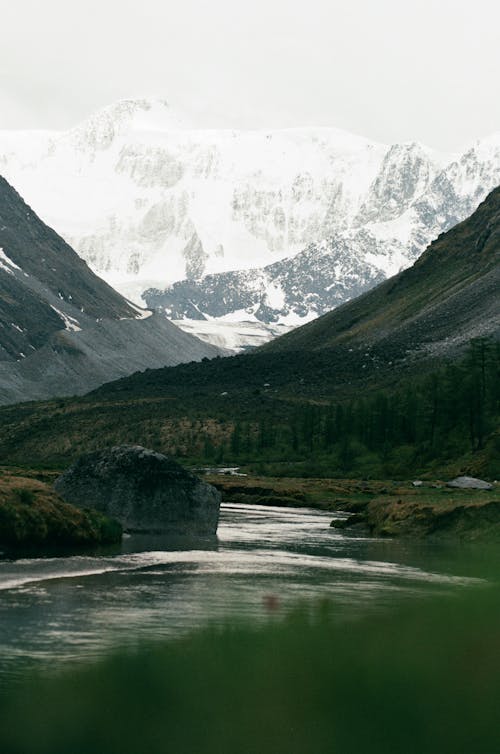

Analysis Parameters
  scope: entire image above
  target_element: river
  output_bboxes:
[0,502,480,683]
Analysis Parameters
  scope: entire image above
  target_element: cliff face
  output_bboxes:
[54,446,221,535]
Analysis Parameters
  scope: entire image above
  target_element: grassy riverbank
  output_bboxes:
[2,467,498,544]
[212,474,500,539]
[0,468,121,553]
[209,473,444,509]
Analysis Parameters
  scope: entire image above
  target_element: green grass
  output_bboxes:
[0,471,122,552]
[2,583,500,753]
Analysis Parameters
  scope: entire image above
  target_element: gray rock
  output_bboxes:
[446,476,493,491]
[54,446,221,535]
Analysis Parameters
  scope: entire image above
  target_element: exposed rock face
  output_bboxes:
[447,476,494,490]
[145,234,386,325]
[54,446,221,535]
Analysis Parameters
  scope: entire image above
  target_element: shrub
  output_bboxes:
[17,488,35,505]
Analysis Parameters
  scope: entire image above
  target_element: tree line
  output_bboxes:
[200,338,500,477]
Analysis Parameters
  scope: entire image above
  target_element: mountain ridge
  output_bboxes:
[0,175,221,404]
[2,98,500,351]
[263,185,500,359]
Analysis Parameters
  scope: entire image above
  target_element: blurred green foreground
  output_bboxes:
[1,584,500,754]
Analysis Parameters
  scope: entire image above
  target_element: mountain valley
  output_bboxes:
[0,186,497,477]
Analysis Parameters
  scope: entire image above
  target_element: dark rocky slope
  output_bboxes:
[0,176,221,404]
[263,186,500,360]
[145,236,385,323]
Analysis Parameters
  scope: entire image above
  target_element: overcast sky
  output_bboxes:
[1,0,499,149]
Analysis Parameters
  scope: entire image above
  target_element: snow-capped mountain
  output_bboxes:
[1,98,500,350]
[145,233,386,325]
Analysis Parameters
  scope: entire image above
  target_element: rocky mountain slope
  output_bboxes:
[91,184,500,403]
[146,233,386,326]
[0,176,220,404]
[2,99,500,349]
[263,186,500,362]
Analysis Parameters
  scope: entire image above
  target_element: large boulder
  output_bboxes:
[447,476,494,491]
[54,446,221,535]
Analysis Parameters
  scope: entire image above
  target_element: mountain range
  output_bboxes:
[0,182,497,467]
[0,176,220,405]
[2,98,500,349]
[94,185,500,403]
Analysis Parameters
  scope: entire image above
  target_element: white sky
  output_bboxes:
[1,0,499,149]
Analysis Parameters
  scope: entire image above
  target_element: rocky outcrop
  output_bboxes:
[54,446,221,535]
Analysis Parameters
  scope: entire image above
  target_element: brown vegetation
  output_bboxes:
[0,469,121,551]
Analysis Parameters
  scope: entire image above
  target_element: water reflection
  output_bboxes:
[120,532,219,555]
[0,503,484,682]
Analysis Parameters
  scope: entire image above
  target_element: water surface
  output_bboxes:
[0,503,480,682]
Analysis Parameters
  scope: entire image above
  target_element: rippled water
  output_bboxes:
[0,503,479,681]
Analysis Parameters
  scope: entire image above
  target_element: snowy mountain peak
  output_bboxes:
[65,98,192,152]
[464,132,500,161]
[355,142,440,225]
[1,103,500,351]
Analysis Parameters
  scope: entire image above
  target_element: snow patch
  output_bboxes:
[126,300,154,320]
[264,281,286,310]
[172,317,295,352]
[0,247,22,274]
[50,306,82,332]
